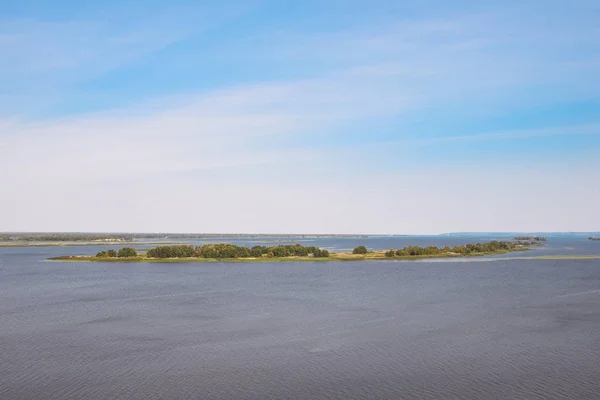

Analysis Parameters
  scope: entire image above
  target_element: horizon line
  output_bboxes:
[2,231,599,236]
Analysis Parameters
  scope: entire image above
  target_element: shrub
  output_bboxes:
[313,248,330,258]
[117,247,138,258]
[352,245,368,255]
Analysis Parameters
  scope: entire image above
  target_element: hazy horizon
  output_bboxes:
[2,231,598,236]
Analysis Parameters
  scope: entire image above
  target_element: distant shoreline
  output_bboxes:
[4,232,600,247]
[0,233,370,241]
[0,235,373,247]
[0,238,369,248]
[0,241,186,248]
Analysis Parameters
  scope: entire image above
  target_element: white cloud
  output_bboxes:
[2,79,599,233]
[0,72,412,189]
[2,3,600,233]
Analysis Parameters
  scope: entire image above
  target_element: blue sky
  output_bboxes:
[1,1,599,233]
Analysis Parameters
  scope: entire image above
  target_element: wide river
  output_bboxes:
[1,236,599,399]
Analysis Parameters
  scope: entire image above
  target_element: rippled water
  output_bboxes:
[1,242,600,399]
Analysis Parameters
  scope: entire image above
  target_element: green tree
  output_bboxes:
[148,245,195,258]
[250,245,268,257]
[313,248,330,258]
[106,249,117,257]
[352,245,368,254]
[117,247,138,258]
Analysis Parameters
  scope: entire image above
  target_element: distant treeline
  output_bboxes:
[138,234,366,239]
[1,233,133,242]
[384,240,529,257]
[99,244,331,259]
[1,232,366,241]
[590,237,600,241]
[514,236,547,241]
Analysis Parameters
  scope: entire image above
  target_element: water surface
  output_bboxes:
[1,240,600,399]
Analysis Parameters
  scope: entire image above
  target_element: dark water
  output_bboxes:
[1,239,600,399]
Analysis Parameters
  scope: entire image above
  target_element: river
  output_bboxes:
[1,236,599,399]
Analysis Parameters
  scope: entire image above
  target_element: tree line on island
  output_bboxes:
[97,244,330,259]
[94,240,531,260]
[383,240,530,257]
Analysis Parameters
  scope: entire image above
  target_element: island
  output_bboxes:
[0,233,134,242]
[514,236,547,241]
[49,241,535,262]
[590,237,600,241]
[0,232,370,247]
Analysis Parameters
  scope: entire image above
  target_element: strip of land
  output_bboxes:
[49,241,537,263]
[47,252,510,263]
[1,241,187,247]
[0,232,369,245]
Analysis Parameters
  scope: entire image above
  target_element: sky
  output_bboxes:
[1,0,599,234]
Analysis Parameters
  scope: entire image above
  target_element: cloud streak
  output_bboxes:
[381,124,600,149]
[2,1,600,233]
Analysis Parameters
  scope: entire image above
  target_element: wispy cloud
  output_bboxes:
[0,72,412,184]
[384,124,600,149]
[2,1,599,232]
[0,20,175,74]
